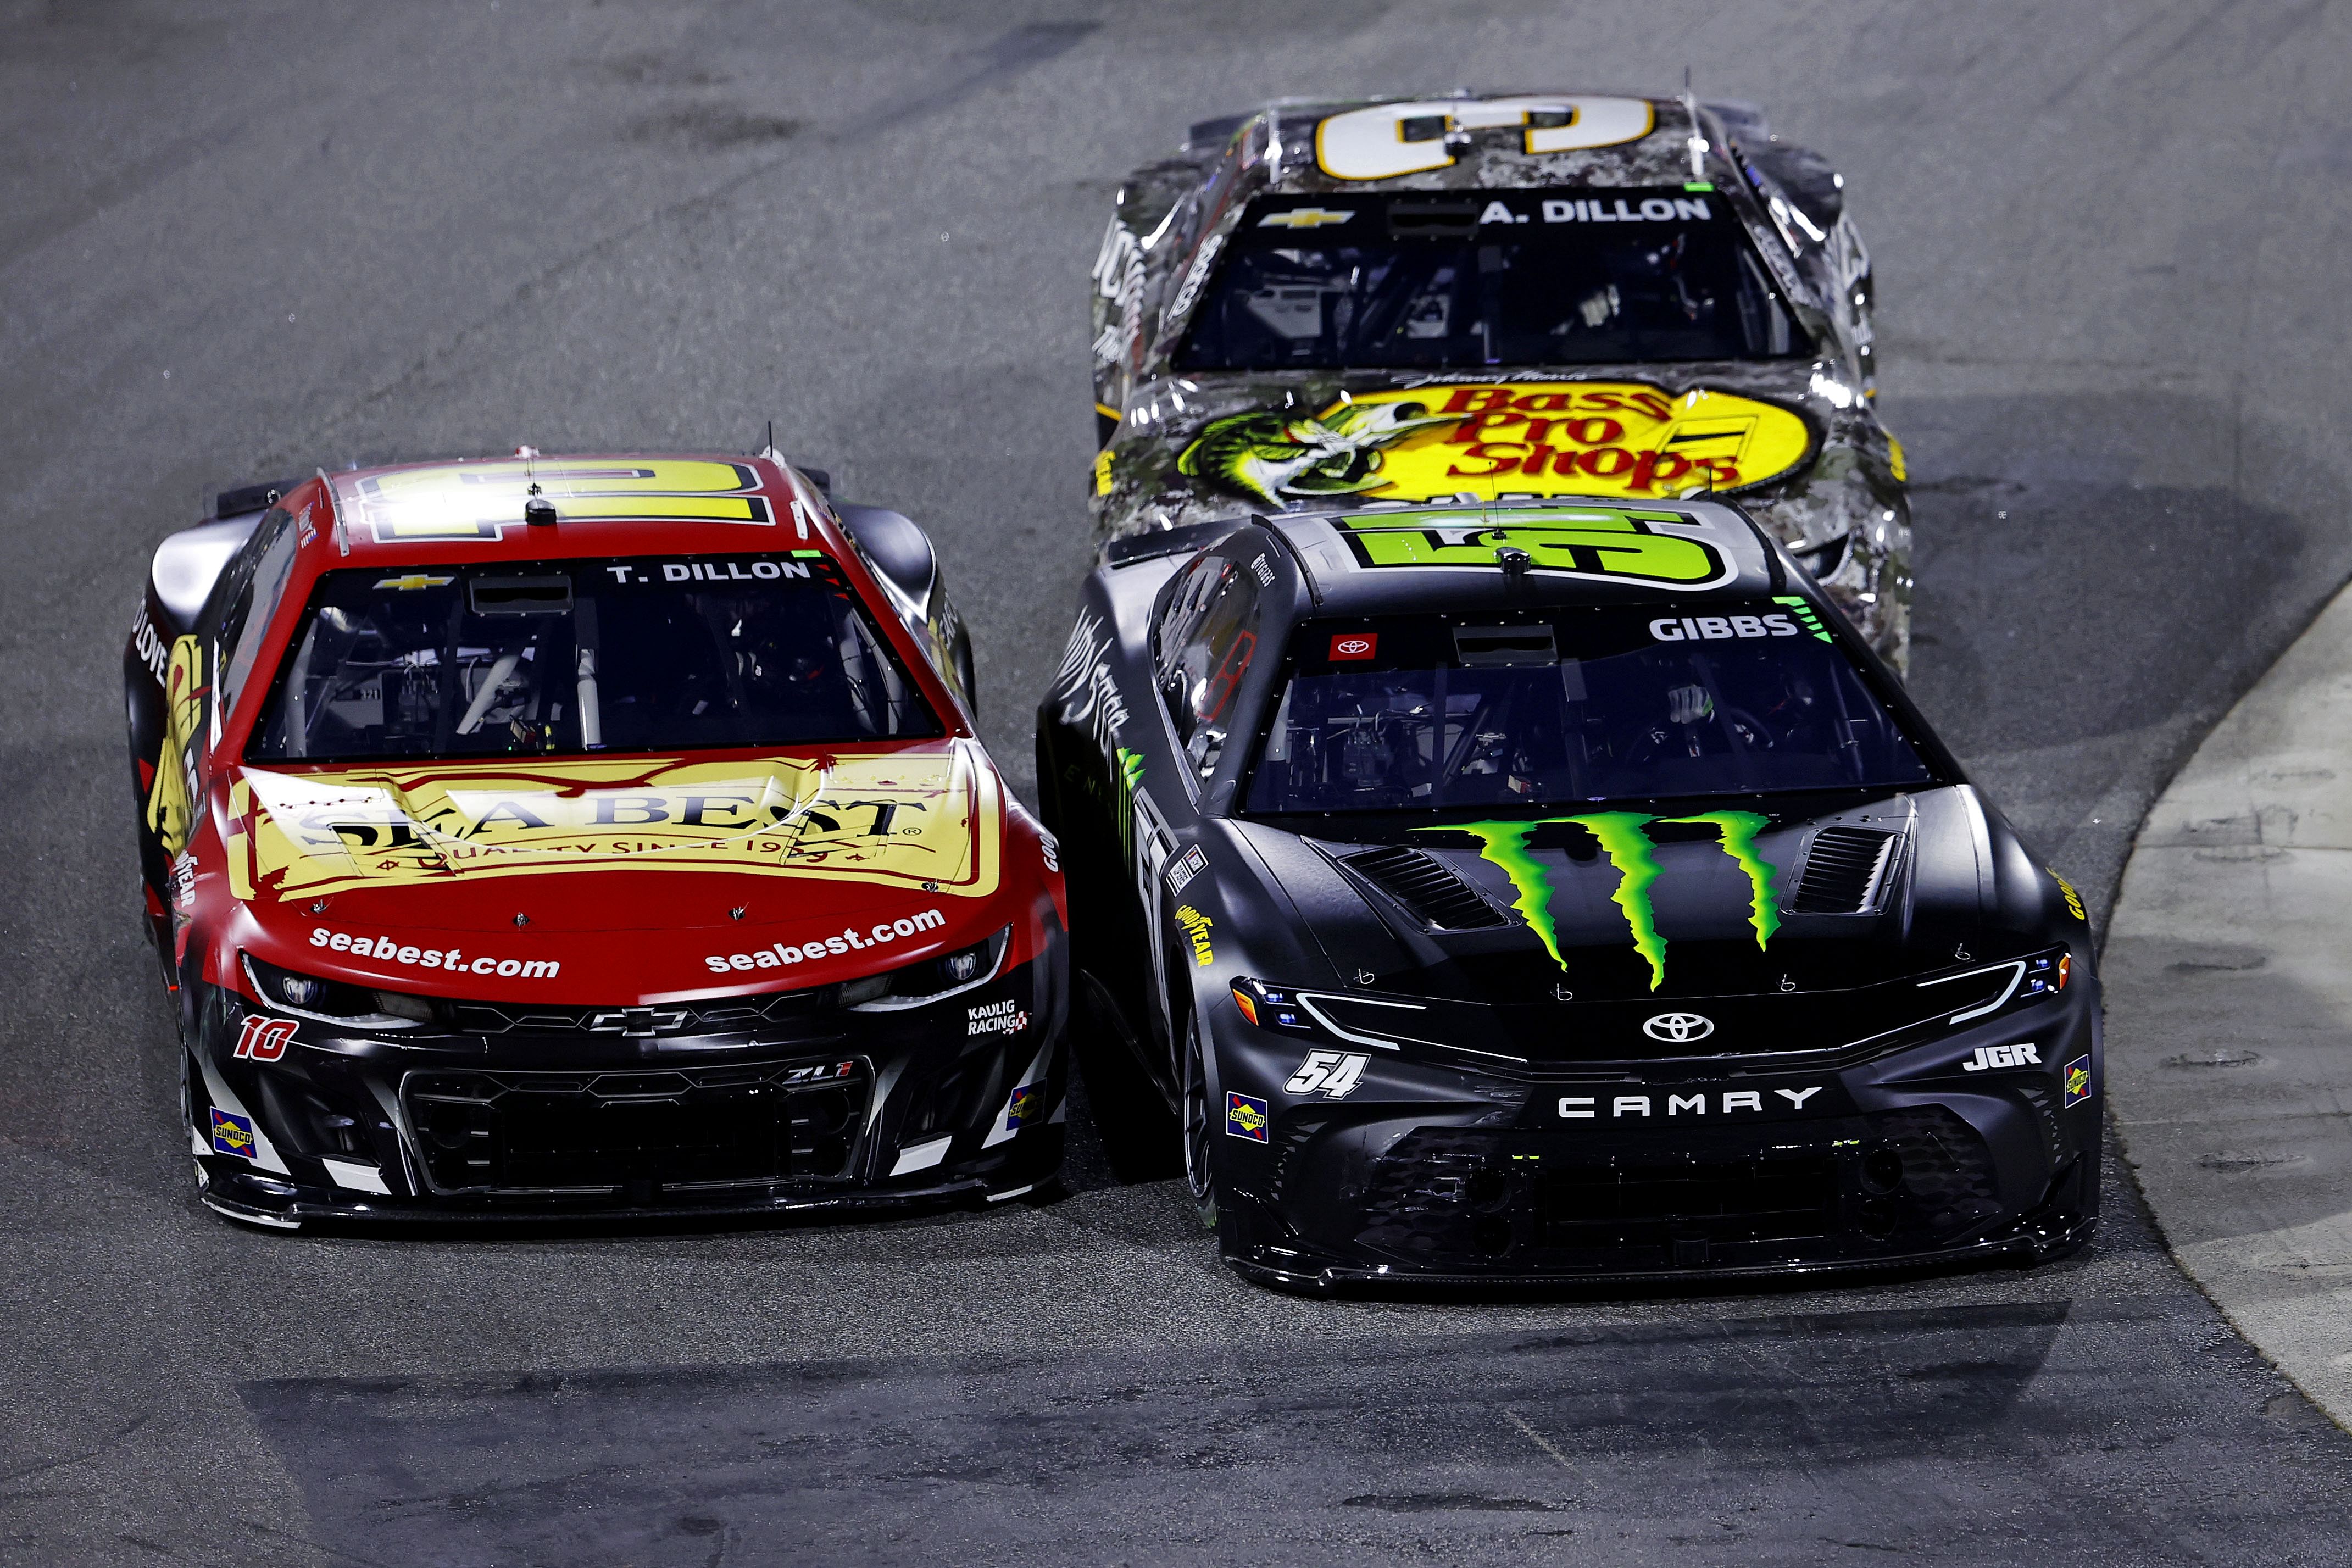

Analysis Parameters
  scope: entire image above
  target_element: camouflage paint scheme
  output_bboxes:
[1087,92,1911,667]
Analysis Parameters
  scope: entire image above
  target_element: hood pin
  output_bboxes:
[513,913,530,927]
[729,907,747,921]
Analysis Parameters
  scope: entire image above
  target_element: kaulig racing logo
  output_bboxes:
[1417,812,1781,991]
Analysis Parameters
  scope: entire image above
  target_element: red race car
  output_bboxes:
[125,452,1066,1228]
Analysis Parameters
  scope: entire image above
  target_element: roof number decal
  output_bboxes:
[1328,507,1731,589]
[1315,96,1655,182]
[346,458,773,544]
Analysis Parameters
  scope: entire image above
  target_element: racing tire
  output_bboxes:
[1179,1003,1220,1231]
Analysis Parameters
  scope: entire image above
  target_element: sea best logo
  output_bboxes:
[1325,507,1731,590]
[704,908,947,973]
[1176,382,1810,509]
[312,927,559,980]
[1174,904,1215,966]
[1417,811,1782,991]
[238,749,1000,903]
[968,998,1030,1037]
[1557,1086,1823,1119]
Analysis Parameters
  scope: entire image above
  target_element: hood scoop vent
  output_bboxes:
[1342,844,1509,931]
[1793,826,1899,915]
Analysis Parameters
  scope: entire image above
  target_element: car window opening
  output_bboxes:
[1177,189,1812,372]
[247,554,941,763]
[1244,602,1932,814]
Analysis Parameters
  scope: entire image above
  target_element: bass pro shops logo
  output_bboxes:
[1177,382,1811,509]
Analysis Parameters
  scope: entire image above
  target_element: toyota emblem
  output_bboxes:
[1641,1012,1715,1043]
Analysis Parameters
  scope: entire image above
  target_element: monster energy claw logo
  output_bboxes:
[1416,811,1781,991]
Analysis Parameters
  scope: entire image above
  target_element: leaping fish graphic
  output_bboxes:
[1178,400,1457,507]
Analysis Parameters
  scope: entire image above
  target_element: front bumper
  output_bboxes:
[1210,978,2103,1291]
[188,935,1067,1228]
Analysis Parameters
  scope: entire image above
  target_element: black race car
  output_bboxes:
[1037,498,2098,1290]
[1087,90,1911,667]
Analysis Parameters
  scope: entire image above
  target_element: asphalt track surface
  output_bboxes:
[8,3,2352,1563]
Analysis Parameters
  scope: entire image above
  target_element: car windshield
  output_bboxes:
[1243,603,1934,814]
[245,553,940,761]
[1176,188,1810,372]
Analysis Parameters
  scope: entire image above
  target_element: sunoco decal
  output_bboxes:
[1417,811,1782,991]
[1177,383,1810,508]
[237,748,1000,902]
[1328,507,1731,590]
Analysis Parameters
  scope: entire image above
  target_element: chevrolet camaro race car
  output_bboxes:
[1088,90,1912,666]
[1036,498,2098,1289]
[126,453,1066,1227]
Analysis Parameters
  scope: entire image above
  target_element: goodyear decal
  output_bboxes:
[2050,869,2087,922]
[236,746,1001,900]
[1418,813,1786,991]
[1179,382,1810,509]
[342,459,773,544]
[1174,904,1215,966]
[1327,507,1731,589]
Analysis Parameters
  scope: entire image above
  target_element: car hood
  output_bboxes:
[1102,363,1836,530]
[222,741,1012,1002]
[1226,786,2062,1063]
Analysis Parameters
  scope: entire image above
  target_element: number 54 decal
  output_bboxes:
[1285,1050,1368,1100]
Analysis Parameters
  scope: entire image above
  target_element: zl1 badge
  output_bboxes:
[1284,1050,1368,1100]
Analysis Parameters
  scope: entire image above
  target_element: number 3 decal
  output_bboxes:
[1314,96,1656,182]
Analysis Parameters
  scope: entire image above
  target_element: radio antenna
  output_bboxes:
[1681,69,1708,182]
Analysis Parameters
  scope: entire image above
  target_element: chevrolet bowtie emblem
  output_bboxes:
[372,574,454,592]
[1258,207,1354,229]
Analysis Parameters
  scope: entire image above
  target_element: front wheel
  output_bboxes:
[1179,1004,1220,1230]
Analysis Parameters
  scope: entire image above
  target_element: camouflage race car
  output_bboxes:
[127,453,1066,1227]
[1087,90,1911,666]
[1036,499,2098,1290]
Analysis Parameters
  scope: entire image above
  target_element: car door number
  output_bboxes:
[1286,1050,1368,1099]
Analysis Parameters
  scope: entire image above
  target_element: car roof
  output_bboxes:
[1253,497,1784,615]
[1227,91,1702,194]
[307,453,834,565]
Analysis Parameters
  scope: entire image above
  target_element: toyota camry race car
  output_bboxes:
[126,453,1065,1227]
[1036,499,2098,1289]
[1088,90,1911,666]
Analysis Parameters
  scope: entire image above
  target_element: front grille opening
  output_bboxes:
[1794,826,1897,914]
[1343,844,1508,931]
[404,1060,866,1195]
[1539,1154,1838,1247]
